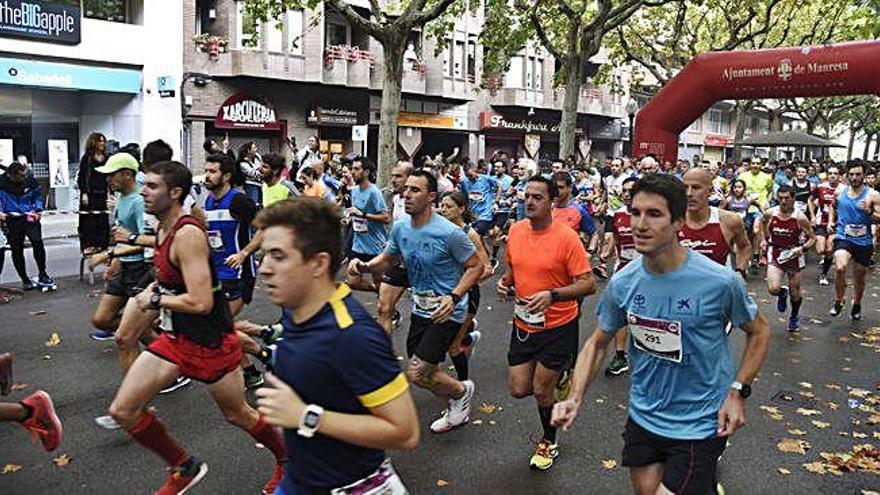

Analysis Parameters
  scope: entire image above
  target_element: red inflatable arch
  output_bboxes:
[632,40,880,164]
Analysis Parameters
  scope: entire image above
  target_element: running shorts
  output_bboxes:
[381,264,410,288]
[507,317,578,372]
[147,331,242,383]
[492,212,510,231]
[834,239,874,267]
[105,261,153,298]
[221,278,255,304]
[472,220,493,236]
[406,315,460,365]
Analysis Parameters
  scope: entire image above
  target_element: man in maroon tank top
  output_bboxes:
[679,169,752,275]
[107,161,286,495]
[757,185,815,332]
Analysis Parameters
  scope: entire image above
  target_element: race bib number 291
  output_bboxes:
[628,312,682,363]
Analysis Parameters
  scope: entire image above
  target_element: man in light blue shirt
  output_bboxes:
[552,174,770,495]
[347,156,390,293]
[459,160,498,239]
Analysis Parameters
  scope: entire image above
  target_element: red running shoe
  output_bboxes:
[155,459,208,495]
[262,462,286,495]
[0,352,12,396]
[20,390,62,452]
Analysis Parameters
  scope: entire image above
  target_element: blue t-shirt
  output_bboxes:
[835,186,873,246]
[494,174,515,213]
[513,181,528,221]
[459,174,498,221]
[114,190,145,263]
[351,183,388,256]
[275,285,408,492]
[597,250,758,440]
[385,213,476,323]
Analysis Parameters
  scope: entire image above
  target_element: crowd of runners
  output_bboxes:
[3,142,880,494]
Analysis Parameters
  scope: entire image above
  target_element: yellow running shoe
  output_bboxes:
[529,440,559,470]
[554,369,571,402]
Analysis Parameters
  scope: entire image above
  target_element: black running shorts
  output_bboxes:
[105,261,152,298]
[381,264,410,288]
[407,315,460,365]
[507,317,578,372]
[834,239,874,267]
[622,417,727,495]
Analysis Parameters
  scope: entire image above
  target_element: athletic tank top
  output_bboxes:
[813,183,839,226]
[678,207,730,265]
[793,180,812,215]
[766,206,803,267]
[726,196,749,218]
[835,186,873,246]
[205,189,249,281]
[155,215,233,348]
[611,206,636,272]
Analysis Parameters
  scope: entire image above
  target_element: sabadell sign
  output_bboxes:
[0,0,81,45]
[215,93,282,130]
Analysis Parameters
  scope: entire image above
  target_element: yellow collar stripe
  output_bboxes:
[329,283,354,329]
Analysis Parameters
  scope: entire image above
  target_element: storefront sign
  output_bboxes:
[215,93,281,130]
[157,75,176,98]
[480,112,584,135]
[0,56,141,93]
[398,112,456,130]
[47,139,69,188]
[307,106,358,126]
[0,0,81,45]
[352,125,367,142]
[704,134,733,147]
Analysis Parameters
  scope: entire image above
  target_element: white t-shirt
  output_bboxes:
[392,193,410,224]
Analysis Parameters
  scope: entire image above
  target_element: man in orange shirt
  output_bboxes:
[497,175,596,471]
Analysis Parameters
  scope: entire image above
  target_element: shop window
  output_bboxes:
[505,56,523,88]
[687,117,702,133]
[267,17,284,53]
[238,1,260,49]
[709,109,730,135]
[289,9,304,55]
[467,37,477,82]
[325,15,350,47]
[453,40,465,79]
[405,29,423,67]
[83,0,128,23]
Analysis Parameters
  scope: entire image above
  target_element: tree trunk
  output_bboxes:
[847,123,856,161]
[863,133,873,161]
[377,36,405,190]
[558,55,582,160]
[732,102,748,163]
[769,109,782,161]
[873,133,880,160]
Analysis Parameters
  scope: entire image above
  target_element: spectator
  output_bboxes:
[203,136,236,163]
[237,141,263,207]
[301,166,327,199]
[77,132,110,254]
[0,162,53,290]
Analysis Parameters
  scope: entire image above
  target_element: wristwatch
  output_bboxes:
[106,248,115,260]
[128,233,139,245]
[149,292,162,310]
[449,293,462,304]
[550,289,561,302]
[297,404,324,438]
[731,381,751,399]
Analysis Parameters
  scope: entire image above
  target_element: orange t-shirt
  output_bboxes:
[506,219,591,332]
[303,181,326,199]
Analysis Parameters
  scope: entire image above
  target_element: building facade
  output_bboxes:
[0,0,183,210]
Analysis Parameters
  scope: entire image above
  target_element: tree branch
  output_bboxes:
[326,0,384,39]
[616,28,669,85]
[529,0,566,61]
[411,0,459,26]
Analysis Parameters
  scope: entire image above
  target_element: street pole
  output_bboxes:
[179,72,213,168]
[625,97,639,159]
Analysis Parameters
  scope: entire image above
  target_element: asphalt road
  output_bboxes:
[1,258,879,494]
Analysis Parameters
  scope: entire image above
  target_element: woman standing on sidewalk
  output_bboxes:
[77,133,109,254]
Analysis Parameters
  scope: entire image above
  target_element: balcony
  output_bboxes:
[187,44,307,81]
[401,62,427,94]
[491,87,547,107]
[322,45,373,87]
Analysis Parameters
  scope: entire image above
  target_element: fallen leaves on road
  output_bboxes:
[436,479,449,487]
[602,459,617,470]
[45,333,61,347]
[800,391,816,399]
[479,403,498,414]
[852,432,868,439]
[28,310,47,316]
[803,462,828,474]
[255,443,265,449]
[825,383,842,390]
[777,467,791,475]
[811,420,830,429]
[2,464,21,474]
[10,382,27,392]
[787,429,806,436]
[760,405,784,421]
[472,419,483,426]
[53,454,71,467]
[777,438,811,454]
[796,408,822,417]
[799,382,813,389]
[808,444,880,476]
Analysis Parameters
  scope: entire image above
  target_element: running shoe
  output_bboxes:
[0,352,11,396]
[787,315,800,332]
[244,369,265,389]
[491,258,500,271]
[159,377,192,395]
[155,458,208,495]
[554,369,572,401]
[37,275,55,287]
[21,278,36,291]
[851,303,862,321]
[819,275,829,286]
[262,462,285,495]
[829,301,844,317]
[776,286,789,313]
[605,355,630,376]
[430,380,474,433]
[391,310,402,332]
[20,390,62,452]
[89,330,115,342]
[591,264,609,280]
[94,414,121,430]
[529,439,559,471]
[462,327,481,359]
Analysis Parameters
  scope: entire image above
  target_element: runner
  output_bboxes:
[0,352,62,452]
[812,165,843,285]
[552,173,770,494]
[203,153,265,389]
[741,157,774,268]
[828,161,880,320]
[252,198,418,494]
[552,171,597,244]
[490,159,515,264]
[438,191,494,382]
[722,179,763,238]
[376,161,412,334]
[496,175,595,470]
[679,169,752,276]
[757,185,815,332]
[348,170,483,434]
[792,164,814,218]
[604,176,637,376]
[596,158,632,278]
[459,160,499,265]
[107,161,286,494]
[260,153,299,205]
[346,157,390,293]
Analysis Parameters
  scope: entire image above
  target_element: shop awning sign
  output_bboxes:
[215,93,281,130]
[307,106,358,126]
[0,0,81,45]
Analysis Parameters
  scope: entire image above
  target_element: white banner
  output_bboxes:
[48,139,70,188]
[0,139,12,170]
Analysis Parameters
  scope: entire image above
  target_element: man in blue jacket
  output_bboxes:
[0,162,54,290]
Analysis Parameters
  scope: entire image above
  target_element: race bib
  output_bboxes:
[144,246,154,261]
[159,308,174,332]
[352,216,368,233]
[330,459,408,495]
[776,248,797,264]
[468,191,484,203]
[844,224,868,237]
[628,313,682,363]
[412,290,442,313]
[514,297,545,328]
[207,230,224,251]
[619,247,637,261]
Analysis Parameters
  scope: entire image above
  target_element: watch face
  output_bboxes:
[304,411,321,429]
[740,384,752,399]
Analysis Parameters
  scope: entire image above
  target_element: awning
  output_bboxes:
[735,130,845,148]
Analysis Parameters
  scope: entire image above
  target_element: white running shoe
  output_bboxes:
[94,414,121,430]
[159,376,192,395]
[430,380,474,433]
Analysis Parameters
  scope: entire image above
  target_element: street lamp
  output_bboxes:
[625,97,639,158]
[179,72,213,168]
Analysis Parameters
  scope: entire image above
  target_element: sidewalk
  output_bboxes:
[37,211,79,240]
